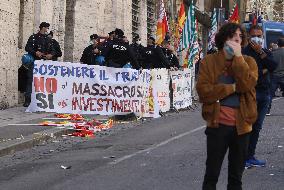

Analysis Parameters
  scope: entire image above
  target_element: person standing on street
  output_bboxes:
[268,38,284,112]
[141,37,170,69]
[242,25,278,168]
[80,34,103,65]
[24,22,55,107]
[104,28,140,69]
[161,40,179,69]
[130,35,144,67]
[47,31,62,61]
[196,23,258,190]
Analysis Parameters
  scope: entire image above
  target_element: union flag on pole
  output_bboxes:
[228,3,240,23]
[177,3,186,35]
[156,0,169,45]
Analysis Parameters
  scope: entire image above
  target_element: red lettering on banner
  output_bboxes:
[97,98,103,111]
[71,96,141,113]
[34,77,44,92]
[46,78,57,93]
[34,77,57,93]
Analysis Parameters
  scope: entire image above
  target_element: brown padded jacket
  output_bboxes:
[196,51,258,135]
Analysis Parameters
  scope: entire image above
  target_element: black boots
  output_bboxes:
[23,96,31,107]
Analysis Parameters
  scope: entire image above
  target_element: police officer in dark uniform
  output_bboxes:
[24,22,56,107]
[161,40,180,69]
[80,34,103,65]
[141,37,171,69]
[104,28,140,69]
[130,35,144,66]
[47,31,62,61]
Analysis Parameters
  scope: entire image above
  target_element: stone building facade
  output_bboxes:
[0,0,249,109]
[0,0,155,109]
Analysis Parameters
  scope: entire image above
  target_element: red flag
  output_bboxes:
[252,14,257,25]
[228,4,240,23]
[156,0,169,45]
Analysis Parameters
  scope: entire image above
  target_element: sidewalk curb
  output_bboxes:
[0,127,74,157]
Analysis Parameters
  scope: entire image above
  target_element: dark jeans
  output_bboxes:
[268,75,284,112]
[270,75,284,96]
[203,125,249,190]
[24,67,33,98]
[247,89,270,159]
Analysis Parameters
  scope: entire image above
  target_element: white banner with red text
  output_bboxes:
[26,61,160,118]
[26,61,193,117]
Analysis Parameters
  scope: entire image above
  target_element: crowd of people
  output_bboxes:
[80,28,180,70]
[19,22,181,107]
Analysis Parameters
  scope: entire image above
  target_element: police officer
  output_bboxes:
[142,37,170,69]
[47,31,62,61]
[161,40,180,69]
[104,28,140,69]
[130,35,144,66]
[24,22,56,107]
[80,34,103,65]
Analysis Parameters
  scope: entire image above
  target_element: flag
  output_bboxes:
[177,3,186,36]
[208,8,217,50]
[228,3,239,23]
[252,13,257,25]
[188,19,199,68]
[180,2,194,50]
[174,3,186,50]
[156,0,169,45]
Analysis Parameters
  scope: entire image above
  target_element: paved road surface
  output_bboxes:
[0,98,283,190]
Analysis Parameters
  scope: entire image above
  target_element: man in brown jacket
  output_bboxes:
[197,23,258,190]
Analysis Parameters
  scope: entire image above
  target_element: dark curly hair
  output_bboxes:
[215,23,247,50]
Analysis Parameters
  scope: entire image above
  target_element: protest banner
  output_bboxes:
[27,61,160,118]
[170,68,192,109]
[152,69,170,112]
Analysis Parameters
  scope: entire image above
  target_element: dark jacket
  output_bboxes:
[104,38,139,69]
[80,45,101,65]
[142,45,170,69]
[51,39,62,61]
[272,48,284,77]
[101,38,113,56]
[242,45,278,91]
[161,48,180,68]
[25,32,55,60]
[130,43,144,65]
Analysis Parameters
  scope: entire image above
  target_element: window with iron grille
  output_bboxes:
[147,0,156,38]
[132,0,140,38]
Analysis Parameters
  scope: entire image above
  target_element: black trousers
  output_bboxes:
[202,124,249,190]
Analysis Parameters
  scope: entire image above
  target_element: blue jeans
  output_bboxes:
[247,89,270,159]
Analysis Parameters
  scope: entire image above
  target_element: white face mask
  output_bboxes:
[45,29,49,35]
[136,40,141,45]
[251,37,264,46]
[224,43,234,60]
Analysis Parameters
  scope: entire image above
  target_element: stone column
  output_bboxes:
[139,0,148,46]
[0,0,21,108]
